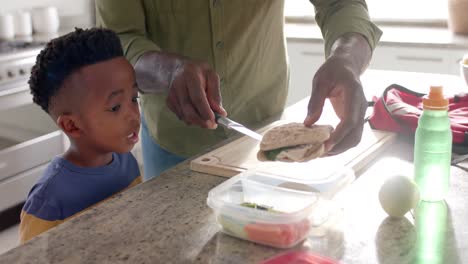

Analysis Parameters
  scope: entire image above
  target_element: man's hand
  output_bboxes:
[135,52,227,129]
[167,60,227,129]
[304,56,367,154]
[303,33,372,155]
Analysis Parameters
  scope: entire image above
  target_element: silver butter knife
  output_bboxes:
[214,113,263,141]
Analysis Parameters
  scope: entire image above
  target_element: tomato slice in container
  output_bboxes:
[244,219,310,248]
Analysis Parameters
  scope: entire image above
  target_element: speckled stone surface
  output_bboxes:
[1,139,466,264]
[1,71,467,263]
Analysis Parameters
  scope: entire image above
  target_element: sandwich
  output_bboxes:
[257,123,333,162]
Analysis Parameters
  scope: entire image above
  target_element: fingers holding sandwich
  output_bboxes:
[325,82,367,155]
[325,116,365,155]
[304,56,367,155]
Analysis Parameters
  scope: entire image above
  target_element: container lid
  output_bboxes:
[250,162,355,199]
[207,165,353,224]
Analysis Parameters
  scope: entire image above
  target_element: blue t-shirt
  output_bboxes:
[20,152,141,242]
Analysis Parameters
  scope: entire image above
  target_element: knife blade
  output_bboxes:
[214,113,263,141]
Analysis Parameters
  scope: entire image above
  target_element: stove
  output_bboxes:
[0,39,63,214]
[0,40,46,92]
[0,40,46,54]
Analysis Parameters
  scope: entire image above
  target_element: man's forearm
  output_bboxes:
[134,51,186,94]
[329,32,372,76]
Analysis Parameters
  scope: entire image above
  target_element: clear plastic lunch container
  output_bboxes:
[207,165,354,249]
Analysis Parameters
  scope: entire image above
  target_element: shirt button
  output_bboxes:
[216,41,224,49]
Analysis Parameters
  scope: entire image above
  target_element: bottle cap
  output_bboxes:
[423,86,449,110]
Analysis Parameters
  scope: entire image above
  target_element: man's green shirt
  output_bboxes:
[96,0,382,157]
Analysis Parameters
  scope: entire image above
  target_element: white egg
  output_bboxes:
[379,175,420,218]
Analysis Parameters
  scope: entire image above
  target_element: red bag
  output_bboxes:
[368,84,468,154]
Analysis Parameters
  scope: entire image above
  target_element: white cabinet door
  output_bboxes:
[287,42,325,106]
[0,131,65,182]
[0,164,45,211]
[370,46,467,75]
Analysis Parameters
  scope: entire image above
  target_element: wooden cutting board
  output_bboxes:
[190,120,396,178]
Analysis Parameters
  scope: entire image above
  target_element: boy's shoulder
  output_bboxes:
[22,157,67,220]
[23,152,140,221]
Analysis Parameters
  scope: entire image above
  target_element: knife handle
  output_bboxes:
[214,112,222,123]
[214,112,231,128]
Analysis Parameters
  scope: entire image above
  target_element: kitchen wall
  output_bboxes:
[3,0,95,28]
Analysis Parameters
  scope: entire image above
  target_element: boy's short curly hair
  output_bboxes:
[29,27,124,113]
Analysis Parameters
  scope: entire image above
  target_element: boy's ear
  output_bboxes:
[56,114,81,138]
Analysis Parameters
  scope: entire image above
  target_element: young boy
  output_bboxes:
[20,28,142,243]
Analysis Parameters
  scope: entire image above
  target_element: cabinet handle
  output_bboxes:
[301,51,323,57]
[396,56,443,63]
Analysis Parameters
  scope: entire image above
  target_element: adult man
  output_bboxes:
[96,0,382,179]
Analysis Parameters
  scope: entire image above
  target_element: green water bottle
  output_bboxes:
[414,201,448,264]
[414,86,452,202]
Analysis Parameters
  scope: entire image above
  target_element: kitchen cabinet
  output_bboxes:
[0,102,66,211]
[370,45,465,75]
[286,42,324,106]
[286,40,467,106]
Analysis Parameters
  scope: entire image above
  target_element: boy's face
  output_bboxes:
[69,57,140,154]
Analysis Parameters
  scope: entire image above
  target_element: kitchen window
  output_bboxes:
[285,0,449,25]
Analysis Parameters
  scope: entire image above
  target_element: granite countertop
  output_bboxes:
[1,70,467,263]
[285,23,468,49]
